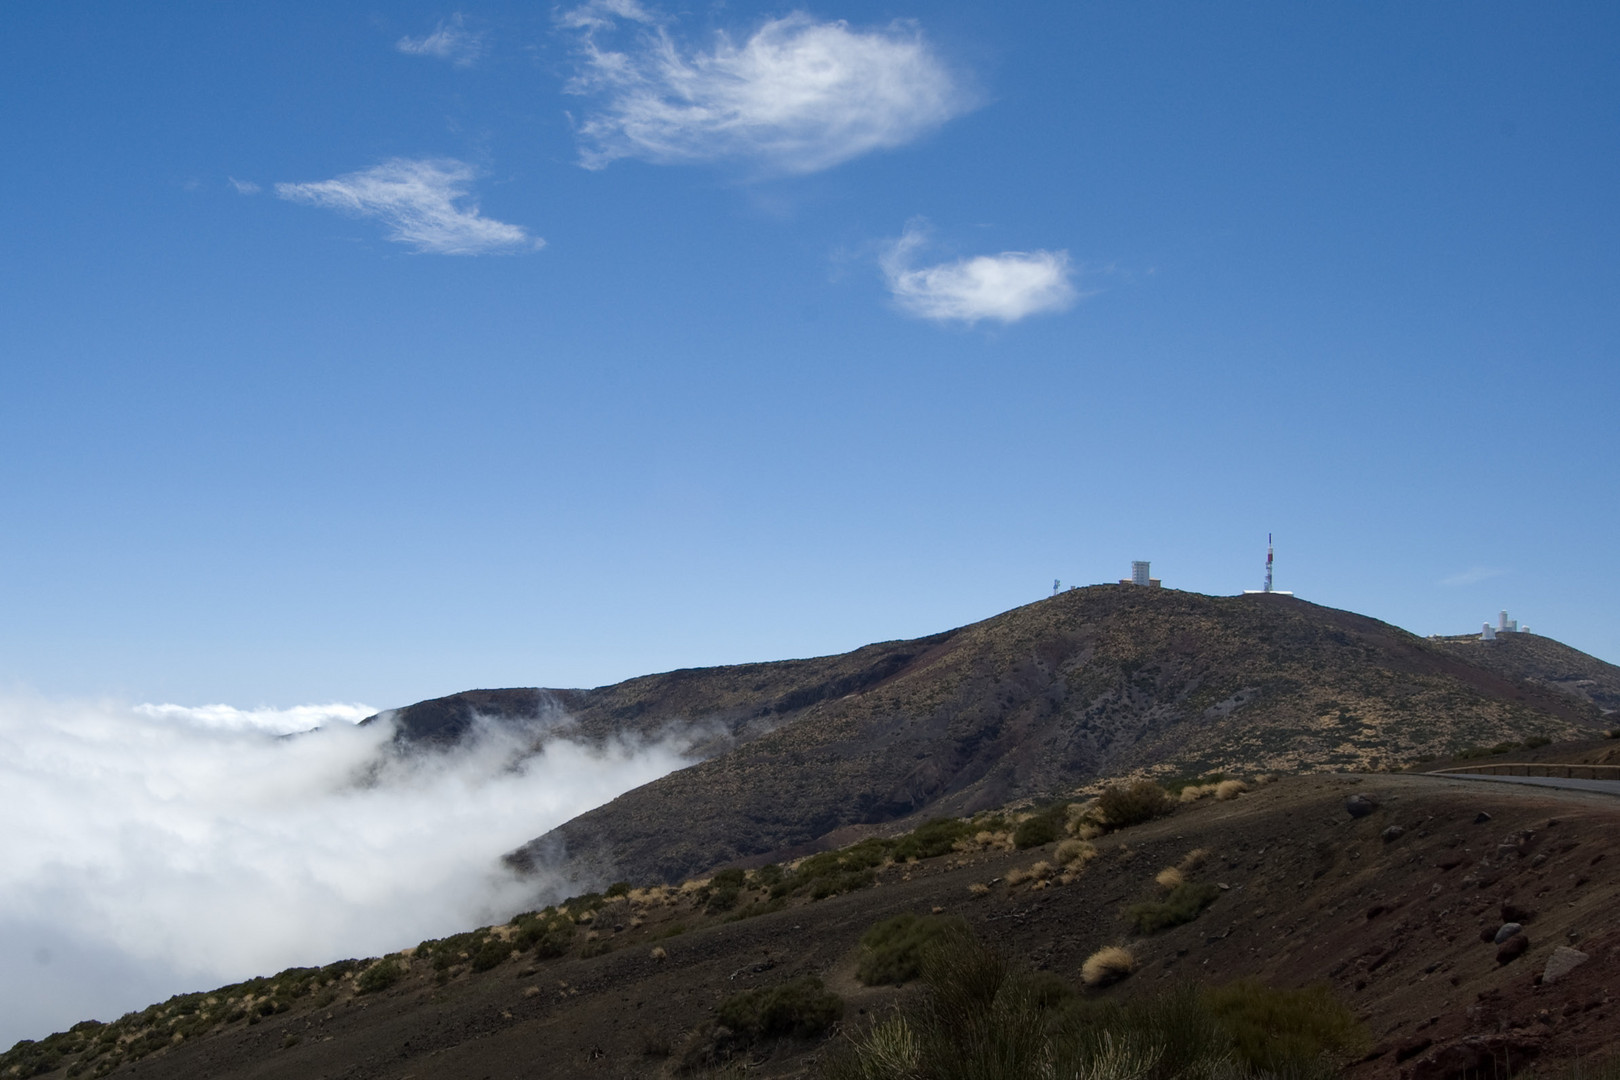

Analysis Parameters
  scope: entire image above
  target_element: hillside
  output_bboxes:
[486,587,1611,888]
[12,769,1619,1080]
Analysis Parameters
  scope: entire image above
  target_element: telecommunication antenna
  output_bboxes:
[1053,578,1061,596]
[1264,533,1274,594]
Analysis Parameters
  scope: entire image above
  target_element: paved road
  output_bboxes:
[1431,773,1620,796]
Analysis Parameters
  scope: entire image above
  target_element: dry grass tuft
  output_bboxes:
[1155,866,1185,890]
[1054,839,1097,867]
[649,946,667,961]
[1179,784,1215,803]
[1214,779,1249,801]
[1178,848,1210,873]
[1005,866,1033,886]
[1081,946,1136,987]
[968,882,990,897]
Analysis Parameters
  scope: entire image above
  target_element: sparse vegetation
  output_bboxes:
[355,958,404,994]
[1127,881,1223,934]
[1081,945,1136,986]
[830,927,1365,1080]
[855,912,970,986]
[1095,781,1175,830]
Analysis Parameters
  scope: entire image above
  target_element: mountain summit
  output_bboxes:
[375,586,1614,890]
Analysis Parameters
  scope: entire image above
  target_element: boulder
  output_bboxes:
[1346,794,1379,818]
[1493,922,1523,944]
[1381,824,1406,843]
[1496,935,1529,964]
[1541,946,1590,984]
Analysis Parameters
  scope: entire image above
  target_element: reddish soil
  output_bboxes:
[61,771,1616,1080]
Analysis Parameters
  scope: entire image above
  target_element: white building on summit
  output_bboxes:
[1120,560,1161,588]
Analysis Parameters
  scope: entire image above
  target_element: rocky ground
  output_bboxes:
[16,755,1617,1080]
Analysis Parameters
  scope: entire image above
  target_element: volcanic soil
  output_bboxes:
[49,766,1618,1080]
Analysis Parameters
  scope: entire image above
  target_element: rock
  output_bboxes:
[1395,1036,1434,1063]
[1474,812,1493,824]
[1500,901,1535,923]
[1493,923,1523,944]
[1542,946,1590,984]
[1382,825,1406,843]
[1496,935,1529,964]
[1346,794,1379,818]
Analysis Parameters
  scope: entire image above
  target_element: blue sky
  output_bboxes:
[3,1,1617,710]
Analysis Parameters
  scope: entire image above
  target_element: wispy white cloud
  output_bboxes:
[880,221,1078,325]
[396,12,484,67]
[1440,566,1507,587]
[228,177,261,195]
[0,693,699,1048]
[275,158,542,255]
[559,3,973,175]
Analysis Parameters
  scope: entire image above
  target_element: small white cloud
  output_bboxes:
[397,12,484,67]
[275,158,542,255]
[1440,566,1507,587]
[880,221,1078,325]
[559,4,973,175]
[228,177,261,195]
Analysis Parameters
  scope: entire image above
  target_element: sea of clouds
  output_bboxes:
[0,693,697,1049]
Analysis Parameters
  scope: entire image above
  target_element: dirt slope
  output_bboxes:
[502,588,1609,887]
[23,771,1616,1080]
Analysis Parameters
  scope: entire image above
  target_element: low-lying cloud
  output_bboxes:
[0,693,697,1049]
[881,221,1078,325]
[276,158,542,255]
[559,2,973,175]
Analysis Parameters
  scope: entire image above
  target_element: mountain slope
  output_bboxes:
[489,586,1609,888]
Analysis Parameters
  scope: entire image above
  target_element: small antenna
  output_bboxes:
[1052,578,1061,596]
[1264,533,1274,593]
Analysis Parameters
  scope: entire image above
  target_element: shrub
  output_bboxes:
[750,863,784,888]
[1126,882,1222,934]
[1013,814,1060,849]
[1054,839,1095,867]
[1080,946,1135,987]
[1095,782,1174,830]
[1154,866,1185,889]
[1203,978,1368,1072]
[1214,779,1248,800]
[705,885,740,913]
[709,867,747,890]
[1178,848,1210,872]
[892,818,971,861]
[469,938,514,972]
[856,913,970,986]
[355,959,404,995]
[715,976,844,1040]
[605,880,631,898]
[1524,735,1553,749]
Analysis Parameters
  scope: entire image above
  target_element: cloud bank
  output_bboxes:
[396,13,484,67]
[559,3,972,175]
[0,693,696,1049]
[881,221,1078,324]
[275,158,542,255]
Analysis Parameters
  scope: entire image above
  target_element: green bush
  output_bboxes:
[1524,735,1552,749]
[1012,814,1059,850]
[828,925,1367,1080]
[715,976,844,1039]
[855,913,970,986]
[1203,978,1368,1072]
[705,885,741,913]
[750,863,784,888]
[469,938,514,972]
[709,867,747,890]
[1125,882,1222,934]
[1096,782,1174,830]
[892,818,970,861]
[604,880,630,897]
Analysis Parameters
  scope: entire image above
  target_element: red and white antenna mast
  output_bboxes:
[1264,533,1274,594]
